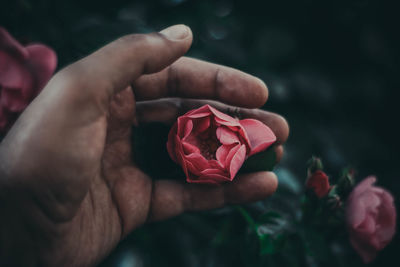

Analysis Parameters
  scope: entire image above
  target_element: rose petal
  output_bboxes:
[0,51,34,92]
[182,141,200,154]
[216,126,240,145]
[174,136,190,179]
[224,144,241,168]
[185,104,212,118]
[358,215,376,234]
[347,197,367,229]
[200,169,230,182]
[177,116,189,137]
[26,44,57,91]
[375,190,396,244]
[240,119,276,156]
[229,144,246,179]
[0,88,30,112]
[174,135,185,162]
[193,116,210,133]
[351,176,376,198]
[184,157,203,176]
[178,118,193,139]
[214,116,241,127]
[208,105,240,124]
[187,111,212,119]
[201,168,226,175]
[347,177,377,227]
[361,191,381,214]
[184,153,209,171]
[208,159,225,169]
[166,123,178,162]
[216,144,234,167]
[0,27,28,59]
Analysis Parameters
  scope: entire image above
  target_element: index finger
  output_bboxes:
[133,57,269,108]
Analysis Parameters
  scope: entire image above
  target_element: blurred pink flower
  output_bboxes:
[167,104,276,184]
[346,176,396,263]
[0,27,57,132]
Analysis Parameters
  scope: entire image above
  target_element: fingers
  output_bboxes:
[133,57,269,108]
[147,171,278,222]
[55,24,193,102]
[135,98,289,145]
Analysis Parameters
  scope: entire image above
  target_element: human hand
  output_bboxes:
[0,25,289,266]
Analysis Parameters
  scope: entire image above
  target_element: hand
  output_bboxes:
[0,25,289,266]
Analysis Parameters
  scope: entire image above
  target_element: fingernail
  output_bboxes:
[255,77,268,90]
[160,24,190,40]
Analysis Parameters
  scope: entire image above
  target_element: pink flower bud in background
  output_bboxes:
[0,27,57,132]
[346,176,396,263]
[167,104,276,184]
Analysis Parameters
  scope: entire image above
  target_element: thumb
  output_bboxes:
[57,24,193,102]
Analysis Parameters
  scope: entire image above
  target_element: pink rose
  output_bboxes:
[0,27,57,132]
[306,170,331,198]
[167,104,276,184]
[346,176,396,263]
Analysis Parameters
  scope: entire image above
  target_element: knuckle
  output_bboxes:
[116,33,150,47]
[214,68,223,97]
[226,106,243,119]
[173,98,184,113]
[166,98,182,121]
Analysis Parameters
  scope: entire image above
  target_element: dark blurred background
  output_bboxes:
[1,0,399,266]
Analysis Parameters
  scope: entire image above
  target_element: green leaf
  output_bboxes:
[211,219,232,246]
[256,217,288,238]
[239,145,277,173]
[301,227,331,261]
[257,211,282,225]
[235,206,257,230]
[259,234,286,255]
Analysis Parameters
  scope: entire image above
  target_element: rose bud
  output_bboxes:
[166,104,276,184]
[306,170,331,198]
[346,176,396,263]
[337,168,355,198]
[307,156,323,174]
[0,27,57,132]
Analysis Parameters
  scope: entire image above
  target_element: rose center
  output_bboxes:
[199,136,220,160]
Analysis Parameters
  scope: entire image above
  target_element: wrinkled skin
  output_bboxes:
[0,25,289,266]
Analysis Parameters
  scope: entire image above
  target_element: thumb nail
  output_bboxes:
[160,24,190,41]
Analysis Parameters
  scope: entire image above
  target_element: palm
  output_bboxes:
[56,87,146,266]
